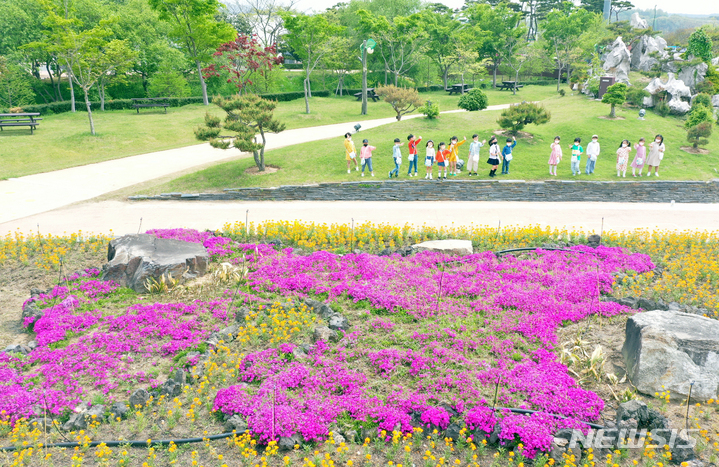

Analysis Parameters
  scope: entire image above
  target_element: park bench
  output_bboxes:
[447,84,472,95]
[354,88,380,102]
[132,97,170,114]
[497,81,525,91]
[0,113,42,135]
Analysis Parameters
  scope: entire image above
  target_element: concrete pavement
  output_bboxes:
[2,200,716,236]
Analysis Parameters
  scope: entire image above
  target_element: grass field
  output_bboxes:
[0,87,555,180]
[144,90,717,194]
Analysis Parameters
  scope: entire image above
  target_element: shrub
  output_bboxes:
[686,27,713,63]
[209,138,231,149]
[626,86,650,107]
[8,107,23,113]
[687,121,712,149]
[375,85,423,121]
[497,102,551,135]
[204,112,221,128]
[692,93,713,110]
[147,69,191,98]
[417,100,440,119]
[654,100,670,117]
[457,88,488,112]
[194,126,221,141]
[704,66,719,94]
[558,89,565,97]
[585,76,600,98]
[685,103,714,130]
[602,82,627,117]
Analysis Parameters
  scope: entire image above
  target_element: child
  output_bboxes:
[407,134,422,177]
[344,132,359,173]
[631,137,646,177]
[389,138,402,178]
[436,142,449,180]
[569,137,583,176]
[501,137,516,174]
[487,136,500,177]
[616,139,631,177]
[646,134,665,176]
[360,138,375,177]
[548,136,562,176]
[467,134,486,176]
[585,135,600,175]
[424,140,436,180]
[447,136,466,176]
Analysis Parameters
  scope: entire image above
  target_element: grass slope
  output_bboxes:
[147,91,717,194]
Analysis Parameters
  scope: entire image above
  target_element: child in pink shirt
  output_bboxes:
[360,138,375,177]
[630,137,646,177]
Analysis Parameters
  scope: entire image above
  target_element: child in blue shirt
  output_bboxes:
[389,138,401,178]
[501,137,516,175]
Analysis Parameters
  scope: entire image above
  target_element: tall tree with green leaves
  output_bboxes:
[542,6,596,92]
[148,0,235,106]
[419,8,460,90]
[281,12,343,114]
[686,27,713,63]
[0,55,36,108]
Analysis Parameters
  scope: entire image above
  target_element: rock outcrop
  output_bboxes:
[643,73,692,113]
[678,62,708,91]
[411,239,474,256]
[603,37,631,84]
[630,12,649,30]
[630,35,668,72]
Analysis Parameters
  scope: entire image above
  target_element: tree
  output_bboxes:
[322,36,353,96]
[196,94,285,171]
[580,0,634,21]
[466,3,523,88]
[602,82,627,117]
[542,6,596,92]
[495,19,530,95]
[0,55,36,108]
[281,12,342,114]
[522,0,563,40]
[625,85,649,106]
[497,102,551,135]
[226,0,297,48]
[148,0,236,106]
[686,121,712,150]
[375,85,422,121]
[457,88,488,111]
[686,27,713,63]
[147,66,191,97]
[685,103,714,130]
[96,40,136,111]
[419,8,460,90]
[203,34,283,94]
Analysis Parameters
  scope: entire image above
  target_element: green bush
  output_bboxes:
[417,100,440,119]
[497,102,551,135]
[457,88,488,111]
[687,121,712,149]
[654,100,670,117]
[558,89,565,97]
[626,86,650,107]
[692,93,713,110]
[685,103,714,129]
[204,112,221,128]
[209,138,231,149]
[194,126,221,141]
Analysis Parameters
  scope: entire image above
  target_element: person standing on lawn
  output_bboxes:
[487,136,500,177]
[585,135,600,175]
[548,136,562,176]
[616,139,631,178]
[569,137,583,176]
[389,138,402,178]
[360,138,375,177]
[631,137,647,177]
[501,136,516,175]
[447,136,466,176]
[407,134,422,177]
[645,134,665,177]
[344,132,359,173]
[436,142,449,180]
[467,134,486,176]
[424,140,436,180]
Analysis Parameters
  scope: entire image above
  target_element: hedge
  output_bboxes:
[341,85,446,95]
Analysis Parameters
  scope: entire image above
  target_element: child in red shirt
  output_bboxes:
[435,142,449,180]
[407,134,422,177]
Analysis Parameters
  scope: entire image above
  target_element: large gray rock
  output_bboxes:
[603,36,631,84]
[411,239,473,256]
[668,98,691,115]
[644,73,692,113]
[713,57,719,67]
[622,310,719,401]
[712,95,719,108]
[630,35,668,72]
[101,234,208,293]
[630,12,649,29]
[678,62,708,91]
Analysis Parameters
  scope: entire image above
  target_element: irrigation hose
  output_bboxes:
[0,407,605,452]
[494,247,598,256]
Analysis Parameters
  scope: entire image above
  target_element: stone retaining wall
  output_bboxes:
[129,179,719,203]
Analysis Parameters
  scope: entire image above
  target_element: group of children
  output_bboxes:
[548,134,667,178]
[343,132,667,179]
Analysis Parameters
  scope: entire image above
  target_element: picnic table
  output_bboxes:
[0,113,42,135]
[354,88,380,102]
[497,81,524,91]
[132,97,170,113]
[447,83,472,95]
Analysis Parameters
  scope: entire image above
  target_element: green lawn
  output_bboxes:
[0,86,555,179]
[143,90,718,194]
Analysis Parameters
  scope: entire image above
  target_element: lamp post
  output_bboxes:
[360,39,376,116]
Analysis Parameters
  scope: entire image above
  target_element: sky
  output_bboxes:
[294,0,717,16]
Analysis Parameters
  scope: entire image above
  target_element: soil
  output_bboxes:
[245,165,279,175]
[598,115,626,120]
[680,146,710,155]
[492,129,534,139]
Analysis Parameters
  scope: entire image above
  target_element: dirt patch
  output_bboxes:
[598,115,626,121]
[492,130,534,139]
[680,146,709,155]
[244,165,279,175]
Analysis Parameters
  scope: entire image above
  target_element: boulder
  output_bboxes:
[616,400,650,426]
[223,414,247,433]
[312,326,339,343]
[630,12,649,29]
[411,239,473,256]
[602,37,631,84]
[712,95,719,108]
[678,62,708,91]
[622,310,719,401]
[129,388,150,409]
[630,35,668,72]
[21,301,43,325]
[110,402,129,420]
[328,315,351,331]
[713,57,719,67]
[668,98,691,115]
[278,434,302,451]
[101,234,208,293]
[644,73,692,113]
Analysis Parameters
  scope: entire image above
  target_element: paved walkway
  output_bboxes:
[0,105,511,226]
[2,200,717,236]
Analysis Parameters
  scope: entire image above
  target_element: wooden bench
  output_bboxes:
[132,97,170,113]
[497,81,525,91]
[0,113,42,135]
[447,84,472,95]
[354,88,380,102]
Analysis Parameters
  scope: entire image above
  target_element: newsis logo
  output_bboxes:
[568,428,699,449]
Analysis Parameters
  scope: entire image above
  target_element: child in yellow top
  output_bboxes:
[344,132,358,173]
[447,136,466,176]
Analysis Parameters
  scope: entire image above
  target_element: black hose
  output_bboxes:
[498,407,605,430]
[494,247,598,257]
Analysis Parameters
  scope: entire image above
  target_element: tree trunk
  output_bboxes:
[84,90,95,136]
[46,61,56,101]
[303,79,310,114]
[196,60,208,106]
[361,46,368,116]
[492,64,498,88]
[610,103,615,118]
[254,128,266,171]
[99,81,105,111]
[68,71,76,112]
[55,62,63,101]
[394,71,399,86]
[513,70,519,95]
[305,69,312,98]
[556,65,562,92]
[461,72,465,95]
[442,67,449,90]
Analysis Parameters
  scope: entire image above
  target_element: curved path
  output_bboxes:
[0,107,501,227]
